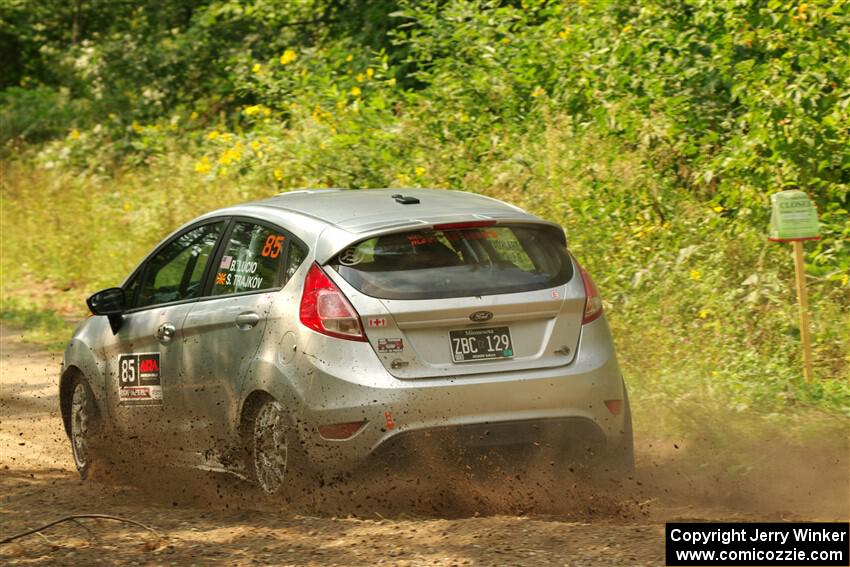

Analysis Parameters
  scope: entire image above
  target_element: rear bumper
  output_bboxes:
[291,316,626,470]
[367,417,609,471]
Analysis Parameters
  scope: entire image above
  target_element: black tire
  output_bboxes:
[248,398,310,496]
[67,375,100,479]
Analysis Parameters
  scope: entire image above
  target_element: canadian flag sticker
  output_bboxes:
[368,318,387,328]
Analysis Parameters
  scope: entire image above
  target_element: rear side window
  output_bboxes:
[212,222,287,295]
[285,240,308,282]
[330,224,573,300]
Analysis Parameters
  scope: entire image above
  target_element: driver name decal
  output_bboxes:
[117,353,162,405]
[216,257,265,290]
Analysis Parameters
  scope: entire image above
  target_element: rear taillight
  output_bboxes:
[299,263,367,341]
[579,264,603,324]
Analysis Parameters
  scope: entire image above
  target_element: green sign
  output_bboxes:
[769,190,820,242]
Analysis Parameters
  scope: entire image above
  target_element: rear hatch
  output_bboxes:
[326,222,585,379]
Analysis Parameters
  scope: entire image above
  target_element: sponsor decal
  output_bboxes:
[338,247,363,266]
[368,317,387,328]
[117,353,162,405]
[377,338,403,353]
[407,234,437,246]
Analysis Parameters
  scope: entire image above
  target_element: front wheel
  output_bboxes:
[69,377,98,479]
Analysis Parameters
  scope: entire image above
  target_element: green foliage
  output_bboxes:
[0,297,74,350]
[0,0,848,421]
[0,87,89,144]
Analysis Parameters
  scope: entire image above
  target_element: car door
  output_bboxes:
[178,219,304,452]
[100,219,226,451]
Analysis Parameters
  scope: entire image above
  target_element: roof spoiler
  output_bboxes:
[314,216,566,265]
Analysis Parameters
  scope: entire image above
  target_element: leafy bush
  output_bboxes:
[0,0,847,420]
[0,87,90,145]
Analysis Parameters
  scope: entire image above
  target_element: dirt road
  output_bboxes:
[1,324,847,566]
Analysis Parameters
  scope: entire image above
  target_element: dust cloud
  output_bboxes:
[2,324,847,565]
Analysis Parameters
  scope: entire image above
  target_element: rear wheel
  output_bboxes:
[251,399,306,495]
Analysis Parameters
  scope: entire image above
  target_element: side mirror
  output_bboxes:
[86,287,126,315]
[86,288,126,334]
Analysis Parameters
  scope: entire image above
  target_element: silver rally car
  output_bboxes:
[61,189,633,494]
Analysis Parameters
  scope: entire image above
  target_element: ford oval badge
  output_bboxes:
[469,310,494,323]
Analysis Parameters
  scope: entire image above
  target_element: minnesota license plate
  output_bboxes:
[449,326,514,363]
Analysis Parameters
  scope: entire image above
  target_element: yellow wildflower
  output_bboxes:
[689,269,702,281]
[345,54,353,62]
[190,111,199,120]
[621,24,633,34]
[122,202,132,212]
[252,63,263,75]
[250,140,262,151]
[279,49,297,65]
[356,73,365,83]
[194,156,212,174]
[273,168,284,181]
[531,86,546,98]
[350,86,362,97]
[131,121,144,134]
[218,143,244,166]
[300,68,309,78]
[712,205,724,213]
[558,28,571,40]
[206,130,220,141]
[244,104,267,116]
[366,68,374,79]
[415,166,426,177]
[698,308,710,319]
[69,129,81,140]
[395,172,411,186]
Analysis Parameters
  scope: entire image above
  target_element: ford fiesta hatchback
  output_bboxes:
[61,189,633,494]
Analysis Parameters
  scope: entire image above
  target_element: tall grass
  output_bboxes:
[2,119,847,427]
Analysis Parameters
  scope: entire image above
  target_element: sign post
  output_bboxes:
[768,190,820,382]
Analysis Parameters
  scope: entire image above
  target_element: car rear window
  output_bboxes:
[329,224,573,300]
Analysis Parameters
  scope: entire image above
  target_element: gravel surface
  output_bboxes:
[1,324,846,566]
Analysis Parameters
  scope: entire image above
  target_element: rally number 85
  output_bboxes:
[120,357,136,384]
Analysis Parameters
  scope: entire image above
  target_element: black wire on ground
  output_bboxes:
[0,514,161,545]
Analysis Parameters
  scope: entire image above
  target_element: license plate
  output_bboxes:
[449,326,514,363]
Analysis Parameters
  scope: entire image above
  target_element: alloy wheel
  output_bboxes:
[253,400,289,495]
